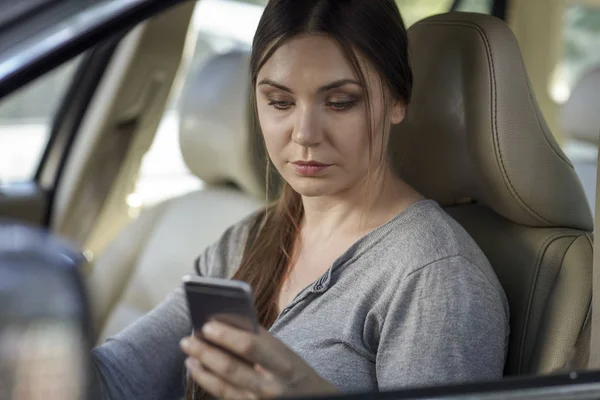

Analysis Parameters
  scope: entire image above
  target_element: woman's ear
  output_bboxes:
[390,101,406,125]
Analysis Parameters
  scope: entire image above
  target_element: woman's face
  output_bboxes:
[256,34,405,198]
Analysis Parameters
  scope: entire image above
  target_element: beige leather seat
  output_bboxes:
[391,12,594,375]
[87,50,266,343]
[561,66,600,211]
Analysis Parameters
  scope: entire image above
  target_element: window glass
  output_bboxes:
[552,4,600,103]
[0,57,81,184]
[453,0,494,14]
[553,3,600,212]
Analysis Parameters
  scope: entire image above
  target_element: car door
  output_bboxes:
[0,0,194,254]
[2,1,600,399]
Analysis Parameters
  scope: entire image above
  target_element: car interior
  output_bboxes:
[1,0,600,397]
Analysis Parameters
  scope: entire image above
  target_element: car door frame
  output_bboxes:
[0,0,188,228]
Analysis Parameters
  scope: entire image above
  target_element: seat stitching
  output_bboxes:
[418,20,572,166]
[584,232,594,246]
[416,20,554,225]
[529,234,581,370]
[521,64,573,167]
[536,234,592,371]
[561,235,593,349]
[516,232,580,373]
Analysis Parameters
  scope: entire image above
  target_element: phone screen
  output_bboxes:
[184,280,258,335]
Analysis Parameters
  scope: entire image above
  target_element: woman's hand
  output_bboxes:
[180,321,339,399]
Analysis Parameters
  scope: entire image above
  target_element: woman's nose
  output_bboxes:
[291,107,322,147]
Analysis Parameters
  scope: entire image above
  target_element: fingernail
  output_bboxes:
[180,338,190,350]
[185,357,200,370]
[202,322,218,338]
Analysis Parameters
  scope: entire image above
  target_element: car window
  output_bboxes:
[453,0,495,14]
[551,2,600,211]
[131,0,493,210]
[552,3,600,104]
[0,57,81,184]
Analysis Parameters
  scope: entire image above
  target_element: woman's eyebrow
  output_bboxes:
[317,79,362,93]
[257,78,362,94]
[258,79,294,93]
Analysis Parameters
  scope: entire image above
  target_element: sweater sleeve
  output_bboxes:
[89,212,259,399]
[91,287,191,400]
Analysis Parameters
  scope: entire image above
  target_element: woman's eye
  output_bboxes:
[267,100,294,110]
[327,101,357,111]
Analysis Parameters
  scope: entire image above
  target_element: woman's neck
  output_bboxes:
[300,165,423,241]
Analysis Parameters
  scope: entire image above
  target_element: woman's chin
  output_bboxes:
[287,179,340,198]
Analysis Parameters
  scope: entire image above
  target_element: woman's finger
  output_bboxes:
[181,336,280,397]
[185,357,258,400]
[202,322,296,379]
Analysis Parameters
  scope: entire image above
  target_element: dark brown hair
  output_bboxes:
[186,1,411,398]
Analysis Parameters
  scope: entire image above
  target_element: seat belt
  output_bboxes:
[588,131,600,369]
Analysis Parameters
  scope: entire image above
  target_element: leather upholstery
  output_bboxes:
[391,13,593,231]
[392,12,594,374]
[179,50,269,200]
[89,52,265,342]
[561,66,600,145]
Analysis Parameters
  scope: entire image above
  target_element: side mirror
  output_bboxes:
[0,221,93,399]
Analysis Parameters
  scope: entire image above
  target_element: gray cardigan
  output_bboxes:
[91,199,509,399]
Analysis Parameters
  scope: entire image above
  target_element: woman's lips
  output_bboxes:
[291,161,331,176]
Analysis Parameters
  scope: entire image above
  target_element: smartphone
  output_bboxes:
[182,275,259,338]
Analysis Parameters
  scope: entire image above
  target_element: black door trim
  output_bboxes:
[0,0,188,99]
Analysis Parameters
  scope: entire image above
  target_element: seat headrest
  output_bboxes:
[561,66,600,145]
[179,50,267,199]
[390,12,593,231]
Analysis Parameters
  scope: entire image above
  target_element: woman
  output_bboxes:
[92,0,509,399]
